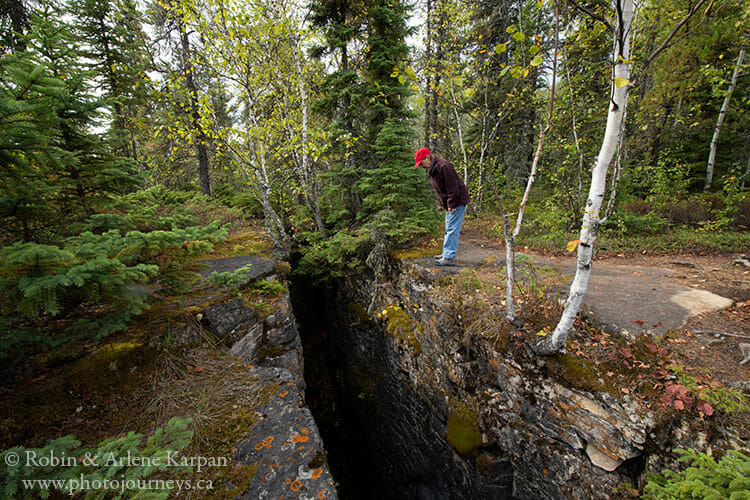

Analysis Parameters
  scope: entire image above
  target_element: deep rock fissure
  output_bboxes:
[289,269,514,500]
[286,259,736,500]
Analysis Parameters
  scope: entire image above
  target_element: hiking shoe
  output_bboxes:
[433,254,443,261]
[435,257,455,267]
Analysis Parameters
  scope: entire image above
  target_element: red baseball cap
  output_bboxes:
[413,147,430,169]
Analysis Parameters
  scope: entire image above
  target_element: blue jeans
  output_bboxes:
[442,205,466,259]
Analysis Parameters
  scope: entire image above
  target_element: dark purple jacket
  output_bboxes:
[428,157,470,210]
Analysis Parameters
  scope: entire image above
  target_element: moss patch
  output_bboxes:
[545,353,618,395]
[197,226,273,259]
[447,397,482,457]
[347,302,373,325]
[378,304,423,355]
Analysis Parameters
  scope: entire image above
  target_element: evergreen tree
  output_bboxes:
[310,0,368,226]
[69,0,151,159]
[358,0,436,241]
[0,0,139,243]
[0,0,29,51]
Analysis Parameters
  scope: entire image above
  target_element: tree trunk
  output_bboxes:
[500,0,559,323]
[450,86,469,182]
[293,40,326,238]
[704,48,745,192]
[534,0,634,355]
[424,0,432,148]
[178,15,211,196]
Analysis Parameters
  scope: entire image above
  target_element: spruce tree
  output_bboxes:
[310,0,367,227]
[359,0,436,241]
[69,0,151,159]
[0,0,138,243]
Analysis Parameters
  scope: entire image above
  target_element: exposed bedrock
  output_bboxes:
[289,260,741,500]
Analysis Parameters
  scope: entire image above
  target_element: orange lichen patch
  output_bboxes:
[292,433,310,444]
[301,427,309,434]
[290,480,302,492]
[254,436,274,450]
[285,478,292,485]
[311,468,323,479]
[278,390,289,397]
[318,490,328,499]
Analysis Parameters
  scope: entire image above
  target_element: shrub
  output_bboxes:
[0,223,227,348]
[667,199,710,226]
[643,448,750,500]
[622,199,653,216]
[618,212,670,235]
[731,198,750,229]
[0,417,192,499]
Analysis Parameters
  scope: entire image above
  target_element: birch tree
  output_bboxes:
[497,0,559,323]
[704,48,745,192]
[533,0,712,355]
[532,0,635,355]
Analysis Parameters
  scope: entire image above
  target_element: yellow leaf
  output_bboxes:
[614,77,630,87]
[566,239,580,252]
[537,327,549,337]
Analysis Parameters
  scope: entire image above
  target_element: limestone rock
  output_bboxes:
[229,323,263,363]
[266,318,298,347]
[234,369,336,500]
[201,298,258,337]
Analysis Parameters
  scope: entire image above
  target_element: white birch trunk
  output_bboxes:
[500,0,559,323]
[450,86,469,182]
[536,0,634,355]
[704,48,745,192]
[293,40,327,237]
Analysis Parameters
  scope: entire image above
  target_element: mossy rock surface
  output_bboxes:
[545,353,617,395]
[347,302,373,325]
[379,304,422,355]
[68,341,156,391]
[447,397,482,457]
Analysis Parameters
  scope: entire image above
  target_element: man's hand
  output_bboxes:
[447,208,456,213]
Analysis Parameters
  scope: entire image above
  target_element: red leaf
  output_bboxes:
[652,322,663,328]
[698,403,714,416]
[631,320,646,326]
[673,399,684,410]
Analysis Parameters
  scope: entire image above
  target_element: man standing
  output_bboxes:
[414,147,470,266]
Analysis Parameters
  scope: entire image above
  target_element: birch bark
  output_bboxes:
[704,48,745,192]
[534,0,634,355]
[499,0,559,322]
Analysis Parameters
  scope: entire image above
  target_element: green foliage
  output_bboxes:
[296,227,374,279]
[643,448,750,500]
[0,417,192,499]
[207,264,255,289]
[252,280,286,296]
[0,222,226,348]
